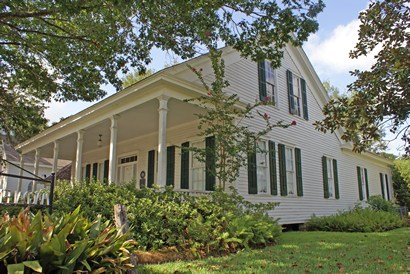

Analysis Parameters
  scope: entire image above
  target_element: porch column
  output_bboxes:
[33,148,40,191]
[52,140,60,174]
[157,96,169,187]
[108,115,119,184]
[17,153,24,192]
[75,130,85,183]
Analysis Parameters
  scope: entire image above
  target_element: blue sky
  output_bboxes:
[45,1,402,154]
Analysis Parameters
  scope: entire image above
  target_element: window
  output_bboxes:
[248,140,277,195]
[119,155,137,164]
[322,156,340,199]
[286,70,308,120]
[357,166,369,200]
[379,173,391,201]
[258,60,276,104]
[278,144,303,196]
[256,141,268,193]
[191,140,205,191]
[285,147,296,195]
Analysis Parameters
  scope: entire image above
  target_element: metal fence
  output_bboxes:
[0,159,55,214]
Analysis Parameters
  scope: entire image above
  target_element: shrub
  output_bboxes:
[0,207,136,273]
[367,195,397,213]
[306,207,405,232]
[52,181,281,255]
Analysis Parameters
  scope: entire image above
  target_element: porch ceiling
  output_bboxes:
[30,98,204,161]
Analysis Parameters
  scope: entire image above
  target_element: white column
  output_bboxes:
[17,153,24,192]
[75,130,85,183]
[108,115,119,184]
[52,140,60,174]
[157,96,169,187]
[33,148,40,191]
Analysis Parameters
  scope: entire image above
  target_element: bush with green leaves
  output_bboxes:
[52,181,281,254]
[367,195,397,213]
[0,207,137,273]
[306,207,405,232]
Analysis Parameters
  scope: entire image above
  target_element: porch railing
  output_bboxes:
[0,159,55,214]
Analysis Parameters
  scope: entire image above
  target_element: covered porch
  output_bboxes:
[15,74,209,190]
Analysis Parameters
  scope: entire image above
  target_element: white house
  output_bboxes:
[14,45,393,224]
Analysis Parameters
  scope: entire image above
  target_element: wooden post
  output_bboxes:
[114,204,137,274]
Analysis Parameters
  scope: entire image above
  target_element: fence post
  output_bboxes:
[114,204,137,274]
[49,173,55,214]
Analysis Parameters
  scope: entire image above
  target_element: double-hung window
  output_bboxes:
[258,60,276,104]
[277,144,303,196]
[357,166,369,200]
[286,70,308,120]
[256,140,269,193]
[248,140,277,195]
[322,156,340,199]
[191,140,205,191]
[379,173,391,201]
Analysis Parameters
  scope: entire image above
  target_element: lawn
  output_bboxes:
[137,228,410,273]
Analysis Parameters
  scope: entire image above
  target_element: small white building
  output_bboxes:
[14,45,393,224]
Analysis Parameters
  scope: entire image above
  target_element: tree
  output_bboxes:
[122,69,155,89]
[322,80,341,99]
[187,49,296,190]
[315,0,410,154]
[392,157,410,208]
[1,0,324,141]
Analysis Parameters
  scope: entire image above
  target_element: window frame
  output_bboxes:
[284,146,297,196]
[258,60,278,105]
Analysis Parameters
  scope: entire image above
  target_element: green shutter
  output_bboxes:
[333,159,340,199]
[166,146,175,186]
[364,168,369,200]
[268,141,277,195]
[286,70,295,114]
[247,139,257,194]
[205,136,215,191]
[357,166,363,200]
[301,78,309,120]
[258,60,267,101]
[103,160,109,184]
[278,144,287,196]
[85,164,91,183]
[322,156,329,199]
[380,173,385,199]
[92,162,98,181]
[385,174,390,201]
[180,142,189,189]
[147,150,155,188]
[295,148,303,197]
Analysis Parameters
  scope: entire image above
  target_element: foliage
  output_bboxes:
[187,48,296,189]
[392,158,410,208]
[315,0,410,154]
[138,228,410,273]
[367,195,397,213]
[0,207,137,273]
[53,180,138,222]
[2,0,324,141]
[122,69,155,89]
[52,181,281,254]
[322,80,341,99]
[305,207,405,232]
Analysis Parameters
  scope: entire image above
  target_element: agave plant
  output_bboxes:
[0,207,137,273]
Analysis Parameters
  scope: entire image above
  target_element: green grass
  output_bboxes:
[137,228,410,273]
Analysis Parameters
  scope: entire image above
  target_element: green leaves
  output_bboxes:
[0,206,137,273]
[316,0,410,154]
[1,0,324,141]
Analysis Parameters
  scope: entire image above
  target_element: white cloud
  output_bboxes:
[305,19,376,75]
